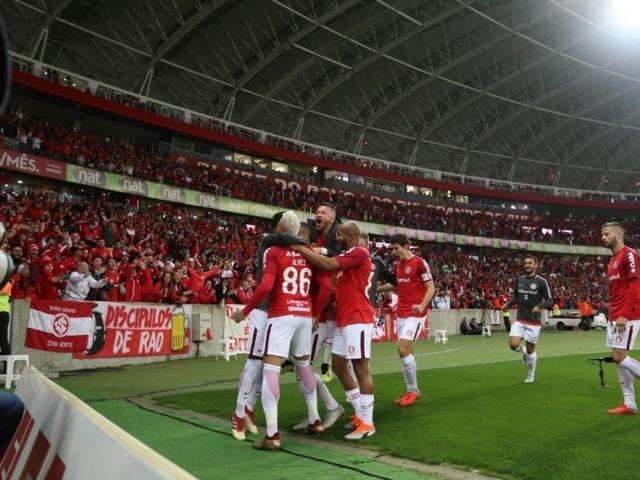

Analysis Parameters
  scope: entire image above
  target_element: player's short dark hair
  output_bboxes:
[601,221,625,232]
[318,202,337,214]
[299,221,311,232]
[270,211,284,229]
[389,234,409,246]
[523,255,538,264]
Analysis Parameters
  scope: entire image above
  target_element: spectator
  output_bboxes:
[36,260,63,301]
[10,265,36,301]
[194,279,217,305]
[62,262,109,301]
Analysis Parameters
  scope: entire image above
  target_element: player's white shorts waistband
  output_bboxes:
[332,323,373,360]
[396,316,427,342]
[263,315,313,359]
[509,320,541,344]
[607,320,640,350]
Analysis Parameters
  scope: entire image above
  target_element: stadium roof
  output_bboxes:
[4,0,640,193]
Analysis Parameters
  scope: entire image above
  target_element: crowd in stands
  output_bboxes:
[2,111,638,246]
[0,186,609,310]
[2,188,264,305]
[14,61,640,205]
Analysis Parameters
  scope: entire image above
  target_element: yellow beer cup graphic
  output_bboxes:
[171,306,185,351]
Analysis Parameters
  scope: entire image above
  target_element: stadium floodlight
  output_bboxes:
[613,0,640,30]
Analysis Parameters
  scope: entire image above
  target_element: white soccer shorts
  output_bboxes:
[311,320,337,362]
[509,320,541,344]
[263,315,313,359]
[247,309,268,358]
[606,320,640,350]
[396,316,427,342]
[332,323,373,360]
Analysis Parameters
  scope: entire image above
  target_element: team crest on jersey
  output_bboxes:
[530,283,537,290]
[615,335,623,344]
[405,266,411,274]
[613,261,619,269]
[348,345,355,354]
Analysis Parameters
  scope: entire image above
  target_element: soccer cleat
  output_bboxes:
[344,415,361,431]
[244,407,258,434]
[231,412,246,441]
[524,372,535,383]
[394,392,409,405]
[344,422,376,440]
[321,404,345,430]
[253,433,281,451]
[320,363,333,382]
[398,392,420,407]
[292,418,309,431]
[303,419,324,435]
[607,404,638,415]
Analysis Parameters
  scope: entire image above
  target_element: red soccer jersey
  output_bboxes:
[263,246,313,319]
[395,255,433,318]
[608,246,640,320]
[335,246,374,327]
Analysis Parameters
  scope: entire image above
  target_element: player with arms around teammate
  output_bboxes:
[293,221,377,440]
[601,222,640,415]
[378,234,435,406]
[233,212,330,450]
[230,212,305,441]
[507,256,553,383]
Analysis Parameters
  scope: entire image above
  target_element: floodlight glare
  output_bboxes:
[613,0,640,29]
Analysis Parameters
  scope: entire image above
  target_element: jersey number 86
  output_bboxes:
[282,267,312,296]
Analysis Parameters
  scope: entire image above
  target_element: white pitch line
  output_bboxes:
[382,347,463,361]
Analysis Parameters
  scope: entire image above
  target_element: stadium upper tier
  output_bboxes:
[0,105,640,245]
[0,184,607,310]
[8,54,640,210]
[0,109,636,247]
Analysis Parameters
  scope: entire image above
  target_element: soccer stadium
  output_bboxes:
[1,1,640,479]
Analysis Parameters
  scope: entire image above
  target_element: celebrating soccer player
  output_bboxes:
[310,203,341,381]
[232,211,330,450]
[291,222,344,431]
[378,234,435,407]
[293,221,376,440]
[230,212,305,441]
[601,222,640,415]
[507,256,553,383]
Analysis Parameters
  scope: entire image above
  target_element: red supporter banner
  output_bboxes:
[0,147,66,180]
[24,300,191,358]
[74,302,191,359]
[26,300,95,352]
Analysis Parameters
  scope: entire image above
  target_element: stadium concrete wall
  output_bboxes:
[9,300,506,373]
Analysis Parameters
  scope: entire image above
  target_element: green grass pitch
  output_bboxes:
[59,332,640,480]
